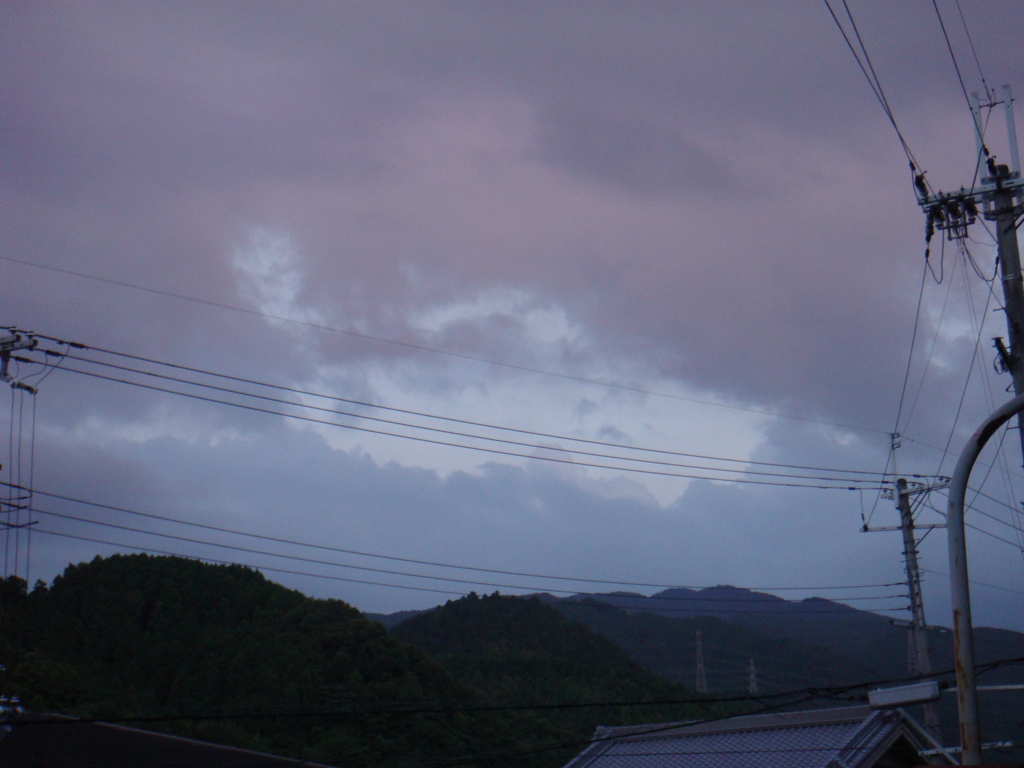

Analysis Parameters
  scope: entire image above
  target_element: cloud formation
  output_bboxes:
[3,2,1023,632]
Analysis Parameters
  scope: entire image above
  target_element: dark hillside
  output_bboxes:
[549,598,880,693]
[0,556,564,768]
[540,586,1024,760]
[392,593,723,736]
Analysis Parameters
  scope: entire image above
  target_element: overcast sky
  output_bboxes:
[3,2,1024,637]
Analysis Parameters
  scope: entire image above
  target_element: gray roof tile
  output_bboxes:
[564,706,950,768]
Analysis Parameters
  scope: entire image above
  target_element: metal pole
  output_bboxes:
[947,392,1024,764]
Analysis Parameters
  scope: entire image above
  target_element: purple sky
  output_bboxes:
[3,2,1024,636]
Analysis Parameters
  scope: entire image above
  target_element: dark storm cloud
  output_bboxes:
[4,1,1024,631]
[31,411,1021,630]
[3,0,1019,421]
[536,106,741,197]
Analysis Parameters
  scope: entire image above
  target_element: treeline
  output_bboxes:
[0,555,715,767]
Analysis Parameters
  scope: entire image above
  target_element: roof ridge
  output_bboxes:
[593,705,876,741]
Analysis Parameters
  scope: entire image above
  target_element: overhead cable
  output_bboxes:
[51,340,892,479]
[35,362,891,492]
[0,264,893,437]
[27,528,908,616]
[4,483,903,594]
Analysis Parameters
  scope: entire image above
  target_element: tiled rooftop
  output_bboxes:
[564,706,951,768]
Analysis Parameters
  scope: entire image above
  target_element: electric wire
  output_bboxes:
[39,362,891,491]
[424,654,1023,768]
[893,262,928,435]
[933,487,1024,538]
[28,507,908,610]
[12,652,978,723]
[51,351,888,484]
[920,566,1024,597]
[954,0,990,99]
[6,482,902,593]
[935,250,995,476]
[901,252,959,431]
[0,265,893,438]
[15,653,1016,729]
[45,339,894,479]
[27,528,910,616]
[821,0,927,180]
[923,500,1024,550]
[932,0,979,126]
[32,527,466,598]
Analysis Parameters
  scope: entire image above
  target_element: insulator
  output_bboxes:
[914,174,928,198]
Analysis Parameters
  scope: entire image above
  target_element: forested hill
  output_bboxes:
[0,555,572,768]
[391,592,721,736]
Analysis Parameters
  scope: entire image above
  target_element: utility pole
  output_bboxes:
[916,85,1024,763]
[895,478,940,736]
[919,85,1024,463]
[863,472,947,739]
[747,657,758,695]
[694,630,707,694]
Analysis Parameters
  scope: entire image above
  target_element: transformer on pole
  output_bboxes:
[914,86,1024,762]
[918,86,1024,463]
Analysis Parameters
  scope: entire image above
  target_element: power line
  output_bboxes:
[924,500,1024,551]
[932,0,978,122]
[954,0,991,98]
[0,262,893,438]
[941,484,1024,535]
[44,339,893,479]
[7,483,903,593]
[31,527,467,598]
[821,0,926,177]
[920,566,1024,598]
[384,656,1024,768]
[893,263,929,435]
[901,253,960,433]
[934,250,996,477]
[26,528,908,616]
[40,362,890,491]
[47,352,888,486]
[27,510,907,612]
[21,655,985,726]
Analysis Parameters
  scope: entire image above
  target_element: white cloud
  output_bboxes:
[232,226,325,328]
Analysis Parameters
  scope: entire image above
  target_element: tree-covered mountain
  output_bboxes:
[391,592,725,737]
[8,556,1021,765]
[545,596,880,693]
[532,587,1024,761]
[0,555,569,768]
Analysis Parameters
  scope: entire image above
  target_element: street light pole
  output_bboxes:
[947,392,1024,764]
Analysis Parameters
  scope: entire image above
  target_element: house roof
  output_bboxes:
[0,712,340,768]
[563,705,957,768]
